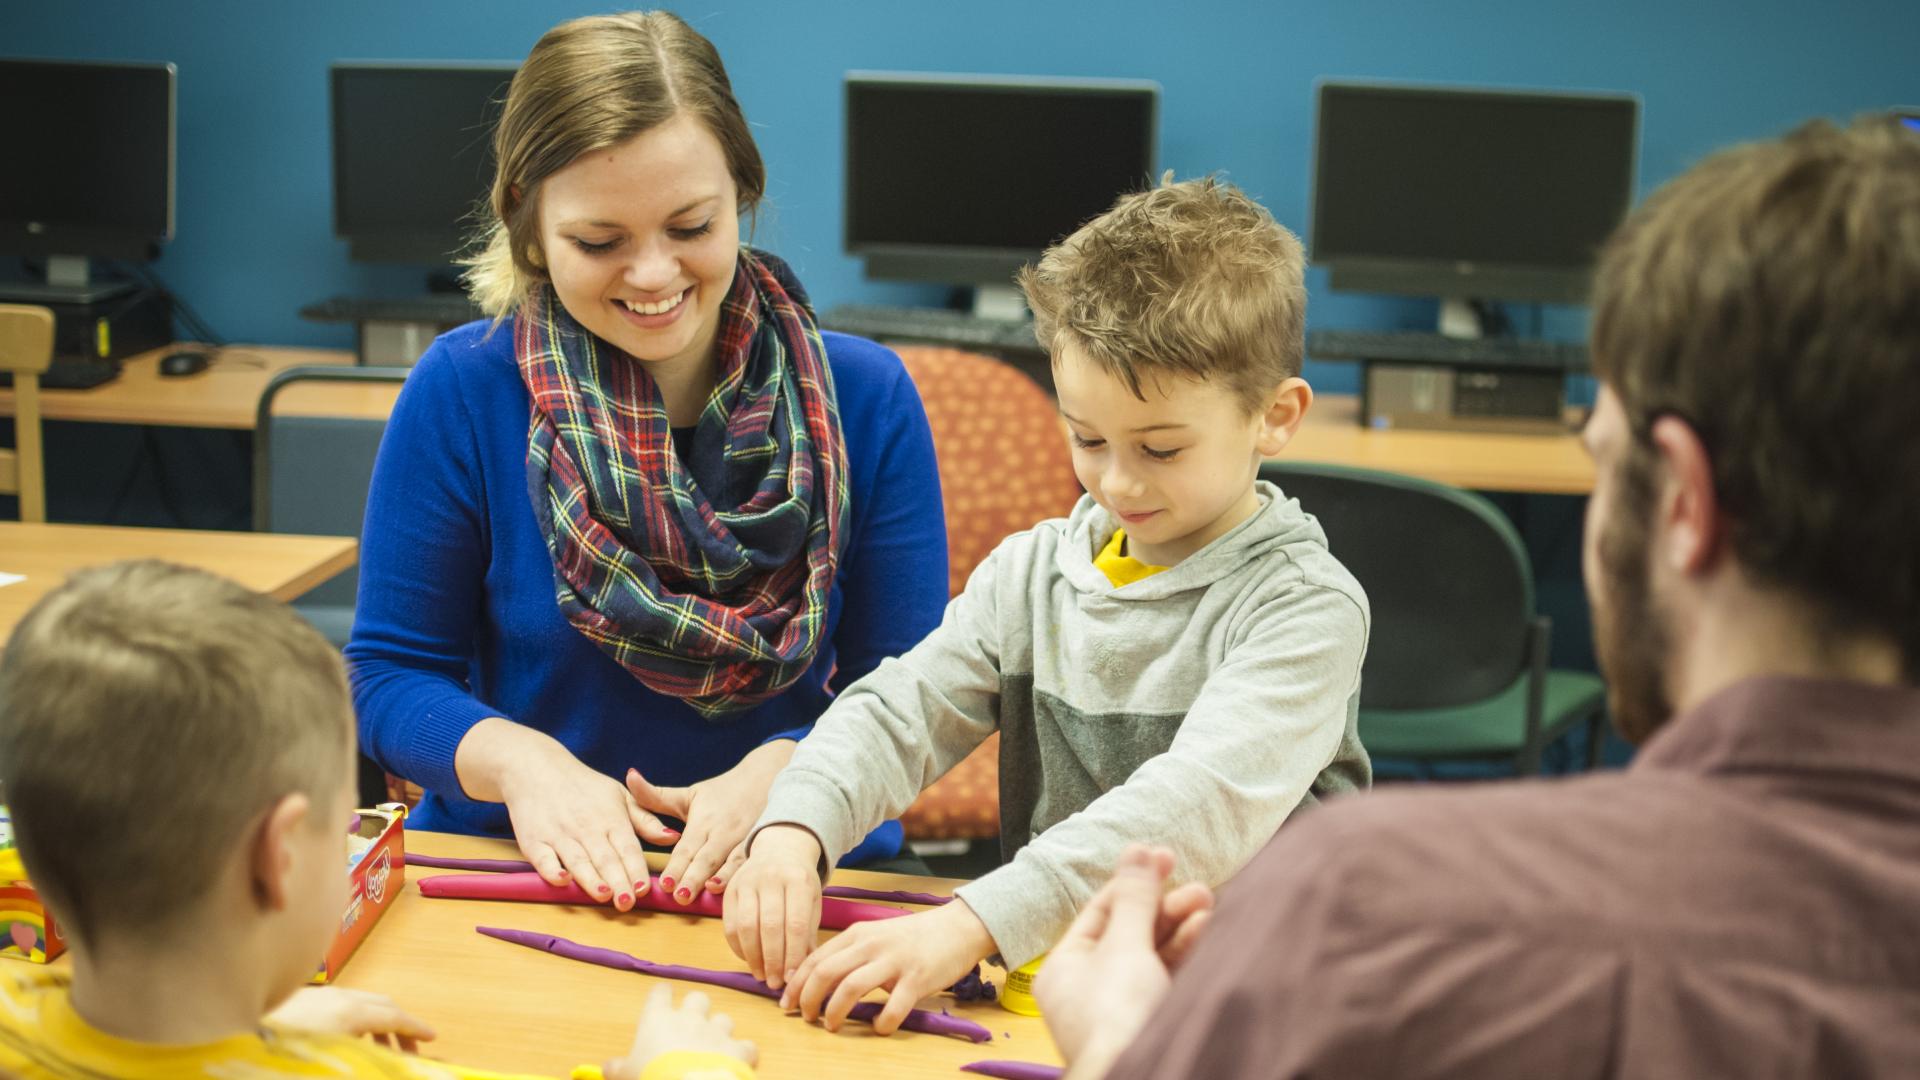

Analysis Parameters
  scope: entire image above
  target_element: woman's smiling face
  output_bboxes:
[536,111,742,373]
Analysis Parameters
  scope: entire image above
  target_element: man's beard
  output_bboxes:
[1592,449,1675,745]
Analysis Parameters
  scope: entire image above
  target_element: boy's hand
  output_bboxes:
[781,900,996,1036]
[1033,845,1214,1076]
[603,983,758,1080]
[628,739,796,906]
[265,986,436,1050]
[722,824,824,990]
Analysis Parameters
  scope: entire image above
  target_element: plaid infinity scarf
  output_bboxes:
[517,249,850,717]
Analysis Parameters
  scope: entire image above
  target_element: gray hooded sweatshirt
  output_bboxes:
[754,480,1371,967]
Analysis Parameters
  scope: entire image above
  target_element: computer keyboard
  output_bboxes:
[1309,329,1587,372]
[0,357,120,390]
[301,294,484,325]
[822,305,1042,352]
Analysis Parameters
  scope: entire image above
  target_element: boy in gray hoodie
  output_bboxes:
[725,176,1371,1035]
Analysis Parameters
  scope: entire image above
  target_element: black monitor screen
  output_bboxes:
[845,75,1157,283]
[0,58,174,259]
[1311,82,1638,303]
[332,63,515,263]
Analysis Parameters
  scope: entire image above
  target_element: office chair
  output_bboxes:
[892,346,1083,851]
[0,305,55,522]
[1261,461,1607,775]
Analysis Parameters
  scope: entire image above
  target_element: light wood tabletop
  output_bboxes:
[0,343,397,429]
[0,522,357,637]
[1286,394,1594,495]
[338,830,1059,1079]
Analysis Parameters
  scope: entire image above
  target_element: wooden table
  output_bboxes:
[1287,394,1593,495]
[0,522,358,637]
[341,831,1059,1079]
[0,343,396,429]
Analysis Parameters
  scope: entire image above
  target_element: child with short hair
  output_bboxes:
[0,560,756,1079]
[725,176,1372,1035]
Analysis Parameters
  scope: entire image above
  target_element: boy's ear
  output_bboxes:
[249,792,313,914]
[1256,377,1314,457]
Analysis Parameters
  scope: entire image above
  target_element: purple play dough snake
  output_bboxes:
[476,925,992,1043]
[961,1063,1066,1080]
[403,853,952,906]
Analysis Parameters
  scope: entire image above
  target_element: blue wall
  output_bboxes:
[4,0,1913,393]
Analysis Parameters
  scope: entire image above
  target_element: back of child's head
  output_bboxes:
[1018,174,1307,413]
[0,560,353,948]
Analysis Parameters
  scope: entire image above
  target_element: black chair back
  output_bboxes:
[1260,461,1536,710]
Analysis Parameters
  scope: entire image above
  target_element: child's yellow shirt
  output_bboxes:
[1093,528,1169,587]
[0,967,542,1079]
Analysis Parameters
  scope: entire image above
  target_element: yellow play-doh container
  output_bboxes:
[999,953,1046,1016]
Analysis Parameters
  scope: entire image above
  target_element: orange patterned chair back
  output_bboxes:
[894,346,1082,843]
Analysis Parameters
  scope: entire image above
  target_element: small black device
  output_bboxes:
[158,349,211,377]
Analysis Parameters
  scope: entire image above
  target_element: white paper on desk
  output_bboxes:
[0,573,23,588]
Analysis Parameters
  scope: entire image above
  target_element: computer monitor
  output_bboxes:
[844,72,1158,317]
[0,58,175,297]
[1310,81,1639,334]
[331,62,516,266]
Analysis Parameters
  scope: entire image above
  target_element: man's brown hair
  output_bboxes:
[1590,116,1920,676]
[0,561,354,947]
[1019,175,1307,413]
[464,9,765,315]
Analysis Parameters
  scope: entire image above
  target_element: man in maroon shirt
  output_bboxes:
[1034,115,1920,1078]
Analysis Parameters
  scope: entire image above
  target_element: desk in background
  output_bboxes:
[0,342,1592,495]
[341,831,1059,1079]
[0,344,391,430]
[0,522,357,638]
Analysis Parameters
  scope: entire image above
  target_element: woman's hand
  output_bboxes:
[455,717,680,911]
[627,738,796,905]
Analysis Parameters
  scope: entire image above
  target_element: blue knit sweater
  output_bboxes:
[345,318,949,862]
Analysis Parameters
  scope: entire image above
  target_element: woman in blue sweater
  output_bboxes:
[345,10,948,912]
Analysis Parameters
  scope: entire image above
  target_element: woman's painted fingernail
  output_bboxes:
[676,888,692,903]
[660,876,675,892]
[597,884,612,898]
[618,892,633,906]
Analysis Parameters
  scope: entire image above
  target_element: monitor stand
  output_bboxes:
[972,283,1029,322]
[0,255,134,305]
[1437,297,1485,339]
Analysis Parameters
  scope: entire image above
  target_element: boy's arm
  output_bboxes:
[746,542,1012,867]
[955,585,1367,969]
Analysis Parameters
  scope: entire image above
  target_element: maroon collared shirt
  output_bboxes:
[1105,677,1920,1079]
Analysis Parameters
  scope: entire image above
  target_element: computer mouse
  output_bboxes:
[158,350,211,377]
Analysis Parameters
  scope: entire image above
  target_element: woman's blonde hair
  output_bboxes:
[463,10,765,316]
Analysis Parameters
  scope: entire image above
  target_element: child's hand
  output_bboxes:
[603,983,758,1080]
[722,824,825,990]
[265,986,436,1050]
[781,900,996,1036]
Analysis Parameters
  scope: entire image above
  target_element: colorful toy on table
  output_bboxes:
[0,809,67,965]
[477,926,994,1043]
[418,870,915,931]
[403,852,955,906]
[313,804,406,984]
